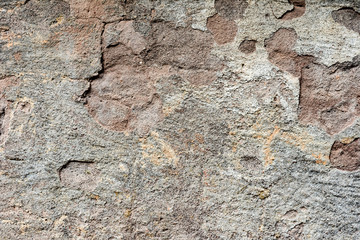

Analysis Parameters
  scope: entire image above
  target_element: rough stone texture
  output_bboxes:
[332,7,360,34]
[207,14,238,45]
[280,0,306,20]
[299,56,360,135]
[239,39,257,54]
[214,0,248,20]
[330,138,360,171]
[265,28,314,77]
[1,0,360,239]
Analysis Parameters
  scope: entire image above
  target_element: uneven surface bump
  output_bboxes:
[330,139,360,171]
[332,8,360,34]
[214,0,248,20]
[265,28,313,77]
[59,161,100,191]
[88,21,222,135]
[299,57,360,135]
[239,39,257,54]
[207,14,238,45]
[280,0,306,20]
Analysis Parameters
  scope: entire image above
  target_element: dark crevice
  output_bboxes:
[57,160,94,181]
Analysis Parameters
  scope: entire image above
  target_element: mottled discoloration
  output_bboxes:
[265,28,313,77]
[88,21,223,135]
[145,22,219,71]
[330,138,360,171]
[1,0,360,239]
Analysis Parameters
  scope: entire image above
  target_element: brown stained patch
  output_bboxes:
[214,0,248,20]
[332,8,360,34]
[145,22,220,71]
[207,14,237,45]
[13,52,21,61]
[178,69,217,87]
[280,0,306,20]
[265,28,314,77]
[266,28,360,134]
[59,161,100,191]
[103,20,147,54]
[88,21,222,135]
[88,64,163,135]
[330,138,360,171]
[65,0,125,22]
[299,57,360,135]
[239,39,257,54]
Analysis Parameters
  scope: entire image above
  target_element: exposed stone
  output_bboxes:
[64,0,125,22]
[87,64,163,135]
[206,14,238,45]
[239,156,263,175]
[299,56,360,135]
[103,20,147,54]
[265,28,314,77]
[1,1,360,239]
[332,8,360,34]
[146,22,220,70]
[87,21,223,135]
[330,139,360,171]
[214,0,248,20]
[239,39,257,54]
[279,0,306,20]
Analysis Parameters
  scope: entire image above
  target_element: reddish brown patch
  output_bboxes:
[280,0,306,20]
[266,28,360,135]
[145,22,219,71]
[178,69,217,87]
[330,139,360,171]
[299,57,360,135]
[207,14,237,45]
[214,0,248,20]
[88,64,163,135]
[332,8,360,34]
[65,0,125,22]
[87,21,223,134]
[264,28,313,77]
[103,20,147,54]
[239,39,257,54]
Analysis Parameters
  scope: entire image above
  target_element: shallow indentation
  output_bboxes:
[59,161,100,191]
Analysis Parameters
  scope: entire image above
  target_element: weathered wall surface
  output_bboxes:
[0,0,359,239]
